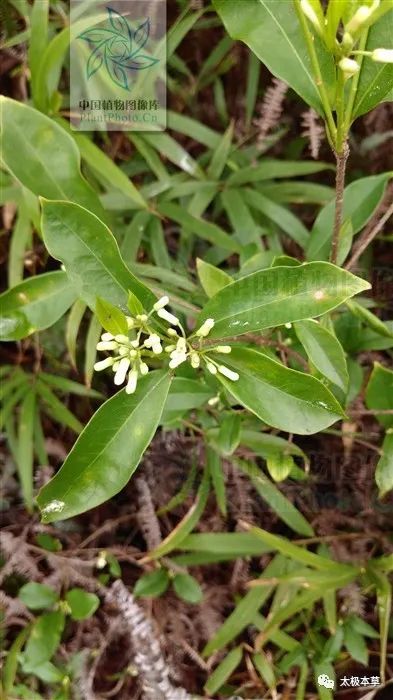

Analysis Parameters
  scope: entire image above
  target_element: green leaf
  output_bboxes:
[39,372,101,398]
[66,299,86,369]
[239,429,306,461]
[253,652,276,689]
[161,377,214,424]
[65,589,100,620]
[207,447,227,517]
[366,363,393,429]
[294,319,348,392]
[306,174,391,261]
[36,379,83,434]
[196,258,232,298]
[215,413,241,456]
[375,432,393,498]
[157,201,240,253]
[96,297,128,336]
[245,188,309,247]
[172,573,203,604]
[17,391,36,511]
[266,452,294,482]
[2,626,31,693]
[346,299,393,340]
[236,460,313,536]
[213,0,335,114]
[352,9,393,119]
[40,199,155,312]
[142,132,205,179]
[19,583,58,610]
[0,271,77,342]
[134,569,170,598]
[343,626,368,666]
[227,160,333,186]
[213,346,345,435]
[204,646,243,695]
[0,97,105,221]
[36,371,172,522]
[198,262,370,339]
[23,611,65,671]
[145,468,210,560]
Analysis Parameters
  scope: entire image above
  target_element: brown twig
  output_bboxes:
[330,143,350,265]
[345,197,393,271]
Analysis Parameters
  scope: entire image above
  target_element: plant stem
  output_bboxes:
[345,197,393,270]
[330,143,349,265]
[293,0,337,147]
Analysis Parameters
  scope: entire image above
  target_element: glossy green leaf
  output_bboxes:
[0,97,105,220]
[266,452,294,483]
[96,297,128,336]
[134,568,170,598]
[346,299,393,340]
[366,363,393,429]
[307,174,391,261]
[19,583,58,611]
[41,199,155,312]
[352,9,393,119]
[213,0,335,114]
[212,346,345,435]
[196,258,232,298]
[65,588,100,620]
[173,573,203,604]
[0,271,77,342]
[375,432,393,498]
[294,319,348,392]
[215,413,241,456]
[204,645,243,695]
[23,611,65,671]
[36,371,172,522]
[198,262,370,339]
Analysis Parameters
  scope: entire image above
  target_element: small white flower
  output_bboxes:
[206,362,217,375]
[139,362,149,376]
[196,318,215,338]
[372,48,393,63]
[114,357,130,385]
[169,352,187,369]
[153,295,169,311]
[94,357,115,371]
[215,345,232,354]
[218,365,239,382]
[144,333,162,354]
[101,332,114,341]
[97,341,118,351]
[115,334,130,344]
[157,308,180,326]
[126,369,138,394]
[339,57,360,78]
[190,352,200,368]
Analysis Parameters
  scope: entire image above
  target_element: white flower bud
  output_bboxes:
[126,369,138,394]
[115,334,130,344]
[372,48,393,63]
[101,332,114,341]
[347,5,373,33]
[96,341,117,351]
[339,57,360,79]
[114,357,130,385]
[190,352,200,368]
[157,308,180,326]
[208,396,220,407]
[118,346,129,356]
[112,361,120,371]
[167,328,178,337]
[165,344,176,353]
[215,345,232,354]
[218,365,239,381]
[126,317,135,329]
[94,357,115,371]
[206,362,217,375]
[130,339,139,348]
[96,551,107,569]
[300,0,323,34]
[139,362,149,375]
[153,295,169,311]
[176,338,187,352]
[136,314,148,322]
[196,318,215,338]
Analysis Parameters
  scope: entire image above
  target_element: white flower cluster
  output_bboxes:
[94,296,239,393]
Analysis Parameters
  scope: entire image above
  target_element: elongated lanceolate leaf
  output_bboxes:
[41,199,155,311]
[198,262,370,339]
[37,371,172,522]
[0,272,77,341]
[212,346,345,435]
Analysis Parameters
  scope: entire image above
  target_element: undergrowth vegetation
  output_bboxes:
[0,1,393,698]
